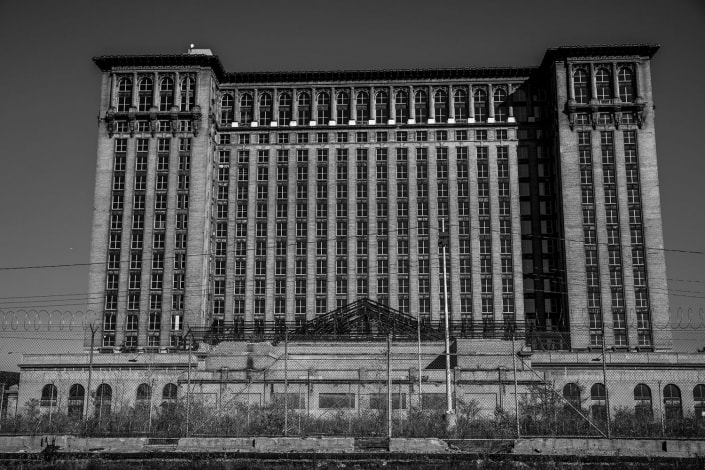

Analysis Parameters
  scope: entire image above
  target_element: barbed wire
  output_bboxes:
[1,307,705,333]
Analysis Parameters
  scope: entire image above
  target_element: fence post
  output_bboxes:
[387,333,392,440]
[186,334,192,437]
[601,334,611,438]
[512,334,520,438]
[417,312,422,410]
[658,379,664,436]
[284,325,288,436]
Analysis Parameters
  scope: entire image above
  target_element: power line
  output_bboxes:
[0,219,704,274]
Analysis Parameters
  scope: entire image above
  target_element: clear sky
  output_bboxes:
[1,0,704,371]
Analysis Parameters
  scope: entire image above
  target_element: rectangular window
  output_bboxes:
[319,393,355,409]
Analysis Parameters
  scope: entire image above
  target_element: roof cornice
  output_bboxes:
[93,44,660,85]
[540,43,660,68]
[93,54,228,81]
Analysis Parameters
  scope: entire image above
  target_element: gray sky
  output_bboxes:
[1,0,704,370]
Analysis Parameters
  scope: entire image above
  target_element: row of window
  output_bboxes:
[218,86,524,126]
[572,65,637,104]
[115,75,196,112]
[42,380,705,418]
[563,383,705,420]
[218,128,508,145]
[39,383,177,418]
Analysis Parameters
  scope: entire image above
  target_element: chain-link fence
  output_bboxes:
[3,333,705,439]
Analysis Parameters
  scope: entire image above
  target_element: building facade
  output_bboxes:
[87,44,668,353]
[18,44,701,426]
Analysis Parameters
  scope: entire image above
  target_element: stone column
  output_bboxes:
[350,87,357,124]
[507,84,515,123]
[109,73,116,108]
[233,89,240,124]
[370,86,376,124]
[448,85,456,123]
[567,62,575,101]
[272,87,279,126]
[428,86,435,123]
[633,62,641,100]
[612,62,620,102]
[408,86,416,123]
[153,72,159,108]
[389,86,396,123]
[291,88,298,126]
[310,87,317,125]
[132,72,138,108]
[173,72,180,109]
[331,87,337,125]
[253,88,260,126]
[487,84,495,123]
[590,63,598,102]
[468,85,475,123]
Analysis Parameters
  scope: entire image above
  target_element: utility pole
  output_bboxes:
[601,323,611,438]
[84,322,98,419]
[284,324,289,436]
[186,330,192,437]
[440,219,455,430]
[512,334,520,438]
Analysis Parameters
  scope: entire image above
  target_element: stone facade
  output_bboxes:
[16,43,684,421]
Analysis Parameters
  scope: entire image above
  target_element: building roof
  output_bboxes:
[93,44,659,85]
[540,43,660,68]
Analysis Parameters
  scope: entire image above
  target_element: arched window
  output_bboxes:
[375,90,389,124]
[159,77,175,112]
[117,77,133,112]
[68,384,85,418]
[162,383,178,401]
[453,89,467,121]
[562,382,581,408]
[278,92,292,125]
[473,88,488,122]
[355,91,369,124]
[240,93,253,124]
[693,384,705,420]
[590,383,607,420]
[136,383,152,401]
[414,90,427,123]
[40,384,57,408]
[595,67,611,102]
[180,75,196,111]
[395,90,408,123]
[573,69,590,104]
[219,94,233,125]
[433,89,447,123]
[634,383,652,419]
[618,67,635,102]
[316,92,330,125]
[137,77,153,112]
[336,91,350,125]
[259,92,272,125]
[95,383,112,417]
[664,384,682,420]
[297,92,311,125]
[161,383,178,410]
[493,87,508,122]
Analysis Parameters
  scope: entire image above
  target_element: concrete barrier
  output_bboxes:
[178,437,255,451]
[513,438,705,457]
[389,438,449,453]
[254,437,355,452]
[66,436,149,452]
[0,435,68,452]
